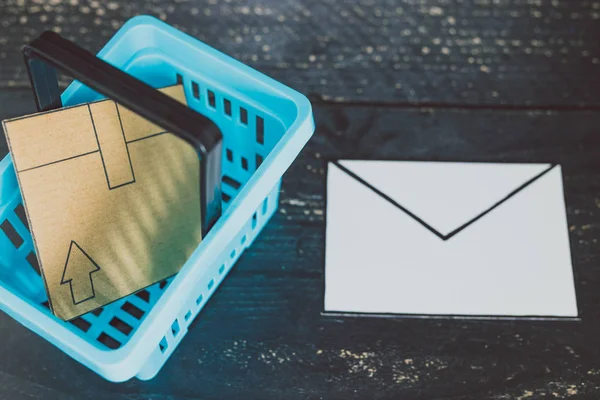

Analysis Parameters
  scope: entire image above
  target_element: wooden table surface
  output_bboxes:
[1,1,600,399]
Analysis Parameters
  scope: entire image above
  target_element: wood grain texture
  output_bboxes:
[1,1,600,398]
[1,88,600,398]
[0,0,599,106]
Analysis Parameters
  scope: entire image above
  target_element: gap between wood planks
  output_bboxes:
[309,97,600,113]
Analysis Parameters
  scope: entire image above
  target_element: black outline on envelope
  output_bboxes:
[332,161,557,241]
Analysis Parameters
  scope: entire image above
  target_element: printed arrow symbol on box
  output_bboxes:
[60,241,101,305]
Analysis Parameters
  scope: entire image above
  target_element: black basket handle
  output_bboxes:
[22,31,223,235]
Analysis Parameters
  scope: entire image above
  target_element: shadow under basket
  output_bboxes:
[0,16,314,382]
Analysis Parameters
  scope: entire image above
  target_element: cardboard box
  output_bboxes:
[3,85,202,320]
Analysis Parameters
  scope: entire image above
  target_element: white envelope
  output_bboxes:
[324,160,578,318]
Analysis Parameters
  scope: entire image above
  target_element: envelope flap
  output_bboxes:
[339,160,553,237]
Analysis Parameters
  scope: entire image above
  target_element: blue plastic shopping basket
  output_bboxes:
[0,15,314,381]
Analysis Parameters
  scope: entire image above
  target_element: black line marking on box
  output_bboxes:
[88,104,136,190]
[114,103,136,187]
[18,150,100,173]
[88,104,110,191]
[18,128,170,174]
[60,241,101,305]
[126,131,169,144]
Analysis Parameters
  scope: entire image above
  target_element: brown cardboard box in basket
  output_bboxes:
[2,85,202,320]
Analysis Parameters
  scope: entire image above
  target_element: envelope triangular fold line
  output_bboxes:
[339,160,553,237]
